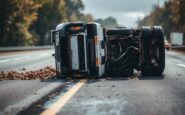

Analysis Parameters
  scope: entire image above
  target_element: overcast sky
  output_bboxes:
[82,0,167,27]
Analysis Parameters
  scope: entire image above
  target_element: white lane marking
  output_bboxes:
[41,53,50,57]
[12,56,32,61]
[23,56,32,59]
[0,52,51,63]
[0,56,32,62]
[0,59,10,63]
[13,58,21,61]
[177,64,185,68]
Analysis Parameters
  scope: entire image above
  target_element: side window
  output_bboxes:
[97,26,104,49]
[97,25,106,65]
[97,26,103,41]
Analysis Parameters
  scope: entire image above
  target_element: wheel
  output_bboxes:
[141,26,165,76]
[151,26,165,75]
[140,26,151,75]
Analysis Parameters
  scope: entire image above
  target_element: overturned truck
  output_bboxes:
[51,22,165,78]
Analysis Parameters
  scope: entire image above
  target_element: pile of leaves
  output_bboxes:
[0,66,56,80]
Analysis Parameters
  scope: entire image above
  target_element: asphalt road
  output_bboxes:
[0,49,55,71]
[0,50,185,115]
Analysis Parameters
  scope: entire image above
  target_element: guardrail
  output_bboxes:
[171,46,185,48]
[171,46,185,51]
[0,46,53,52]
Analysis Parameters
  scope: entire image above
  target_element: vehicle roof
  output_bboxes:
[56,22,103,31]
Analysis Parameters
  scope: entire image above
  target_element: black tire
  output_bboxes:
[140,26,151,75]
[141,26,165,76]
[152,26,165,75]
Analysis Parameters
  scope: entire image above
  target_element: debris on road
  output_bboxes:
[116,93,120,96]
[0,66,56,80]
[22,68,26,71]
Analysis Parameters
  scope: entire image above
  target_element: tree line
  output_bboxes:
[0,0,118,46]
[137,0,185,39]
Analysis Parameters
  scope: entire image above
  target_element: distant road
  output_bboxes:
[0,49,55,71]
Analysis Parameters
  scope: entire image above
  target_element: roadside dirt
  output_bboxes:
[0,66,56,80]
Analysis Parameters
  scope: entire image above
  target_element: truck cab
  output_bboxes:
[51,22,106,78]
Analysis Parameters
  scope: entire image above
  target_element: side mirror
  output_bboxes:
[50,30,55,43]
